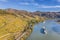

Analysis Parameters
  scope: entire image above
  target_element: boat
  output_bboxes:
[40,21,47,34]
[43,21,45,24]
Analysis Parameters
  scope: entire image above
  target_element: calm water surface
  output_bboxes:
[27,20,60,40]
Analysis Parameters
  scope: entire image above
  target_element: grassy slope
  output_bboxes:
[0,10,45,40]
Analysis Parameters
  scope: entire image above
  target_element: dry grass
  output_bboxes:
[0,10,45,40]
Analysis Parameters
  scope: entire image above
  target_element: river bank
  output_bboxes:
[0,10,45,40]
[56,19,60,23]
[27,19,60,40]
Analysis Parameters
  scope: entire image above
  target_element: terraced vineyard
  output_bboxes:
[0,9,45,40]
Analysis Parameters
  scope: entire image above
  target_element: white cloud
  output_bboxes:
[38,5,60,8]
[24,0,34,2]
[19,2,39,6]
[19,0,40,6]
[57,0,60,2]
[18,0,35,2]
[32,3,39,6]
[31,0,35,2]
[19,2,29,5]
[0,0,8,2]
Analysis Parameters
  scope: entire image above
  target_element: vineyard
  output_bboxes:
[0,10,44,40]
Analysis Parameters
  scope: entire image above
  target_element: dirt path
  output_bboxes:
[0,33,10,38]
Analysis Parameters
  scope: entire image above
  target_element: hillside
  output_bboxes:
[0,8,44,40]
[5,8,60,19]
[32,11,60,18]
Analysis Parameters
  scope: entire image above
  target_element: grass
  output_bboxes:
[0,10,45,40]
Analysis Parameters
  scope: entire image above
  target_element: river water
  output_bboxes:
[27,19,60,40]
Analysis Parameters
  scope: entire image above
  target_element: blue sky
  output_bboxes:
[0,0,60,12]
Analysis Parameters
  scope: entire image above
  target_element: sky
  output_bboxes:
[0,0,60,12]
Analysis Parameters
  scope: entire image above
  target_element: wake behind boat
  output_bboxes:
[40,21,47,34]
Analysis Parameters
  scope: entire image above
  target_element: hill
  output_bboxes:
[32,11,60,18]
[5,8,60,19]
[0,8,44,40]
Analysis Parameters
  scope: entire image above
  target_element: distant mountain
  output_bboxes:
[2,8,60,18]
[32,11,60,18]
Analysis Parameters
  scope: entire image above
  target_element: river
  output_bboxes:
[27,19,60,40]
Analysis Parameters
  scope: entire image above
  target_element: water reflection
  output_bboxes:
[52,26,60,34]
[27,20,60,40]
